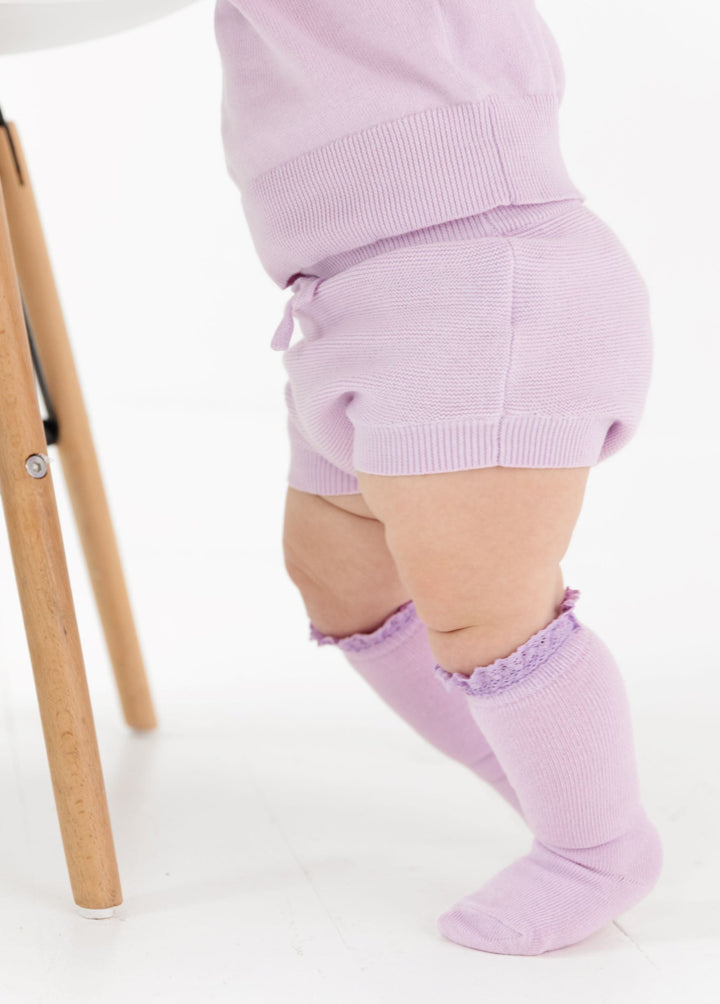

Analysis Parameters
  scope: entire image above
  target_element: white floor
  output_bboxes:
[0,409,718,1003]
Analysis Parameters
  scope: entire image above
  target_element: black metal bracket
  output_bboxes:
[0,103,24,185]
[2,103,58,445]
[23,294,59,446]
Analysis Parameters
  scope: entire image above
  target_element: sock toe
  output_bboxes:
[438,904,529,954]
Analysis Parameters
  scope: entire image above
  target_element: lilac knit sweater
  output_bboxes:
[213,0,585,289]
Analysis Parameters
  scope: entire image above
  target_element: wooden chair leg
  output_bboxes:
[0,115,156,731]
[0,179,122,916]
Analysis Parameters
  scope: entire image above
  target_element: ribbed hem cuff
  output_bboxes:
[353,414,610,474]
[244,94,585,287]
[287,414,610,495]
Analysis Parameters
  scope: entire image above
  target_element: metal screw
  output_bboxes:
[25,453,49,478]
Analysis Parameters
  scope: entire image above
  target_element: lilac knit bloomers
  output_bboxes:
[270,198,653,495]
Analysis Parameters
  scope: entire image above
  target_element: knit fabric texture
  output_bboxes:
[213,0,585,288]
[279,199,653,488]
[434,605,663,954]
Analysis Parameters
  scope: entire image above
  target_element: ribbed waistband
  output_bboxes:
[304,197,586,282]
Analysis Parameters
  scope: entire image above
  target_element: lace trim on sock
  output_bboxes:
[309,599,418,652]
[432,587,581,697]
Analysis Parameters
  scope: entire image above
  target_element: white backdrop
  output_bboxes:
[0,0,717,725]
[0,2,718,999]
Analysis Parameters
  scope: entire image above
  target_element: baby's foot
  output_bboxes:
[438,813,663,955]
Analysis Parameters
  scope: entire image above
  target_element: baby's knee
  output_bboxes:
[423,569,566,675]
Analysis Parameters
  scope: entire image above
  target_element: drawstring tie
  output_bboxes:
[270,275,322,351]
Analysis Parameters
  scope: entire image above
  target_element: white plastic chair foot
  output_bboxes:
[75,904,119,920]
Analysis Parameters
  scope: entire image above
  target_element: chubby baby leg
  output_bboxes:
[356,465,663,955]
[355,465,588,674]
[282,485,522,810]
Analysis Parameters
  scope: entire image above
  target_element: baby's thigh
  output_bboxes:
[355,466,590,671]
[282,486,411,638]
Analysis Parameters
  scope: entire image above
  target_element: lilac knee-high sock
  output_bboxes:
[309,600,523,815]
[432,586,663,956]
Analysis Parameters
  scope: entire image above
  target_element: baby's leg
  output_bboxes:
[356,466,587,674]
[356,465,663,955]
[282,485,522,810]
[282,484,408,639]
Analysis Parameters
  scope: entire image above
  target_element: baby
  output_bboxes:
[213,0,662,956]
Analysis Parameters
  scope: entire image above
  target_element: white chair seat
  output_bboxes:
[0,1,198,55]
